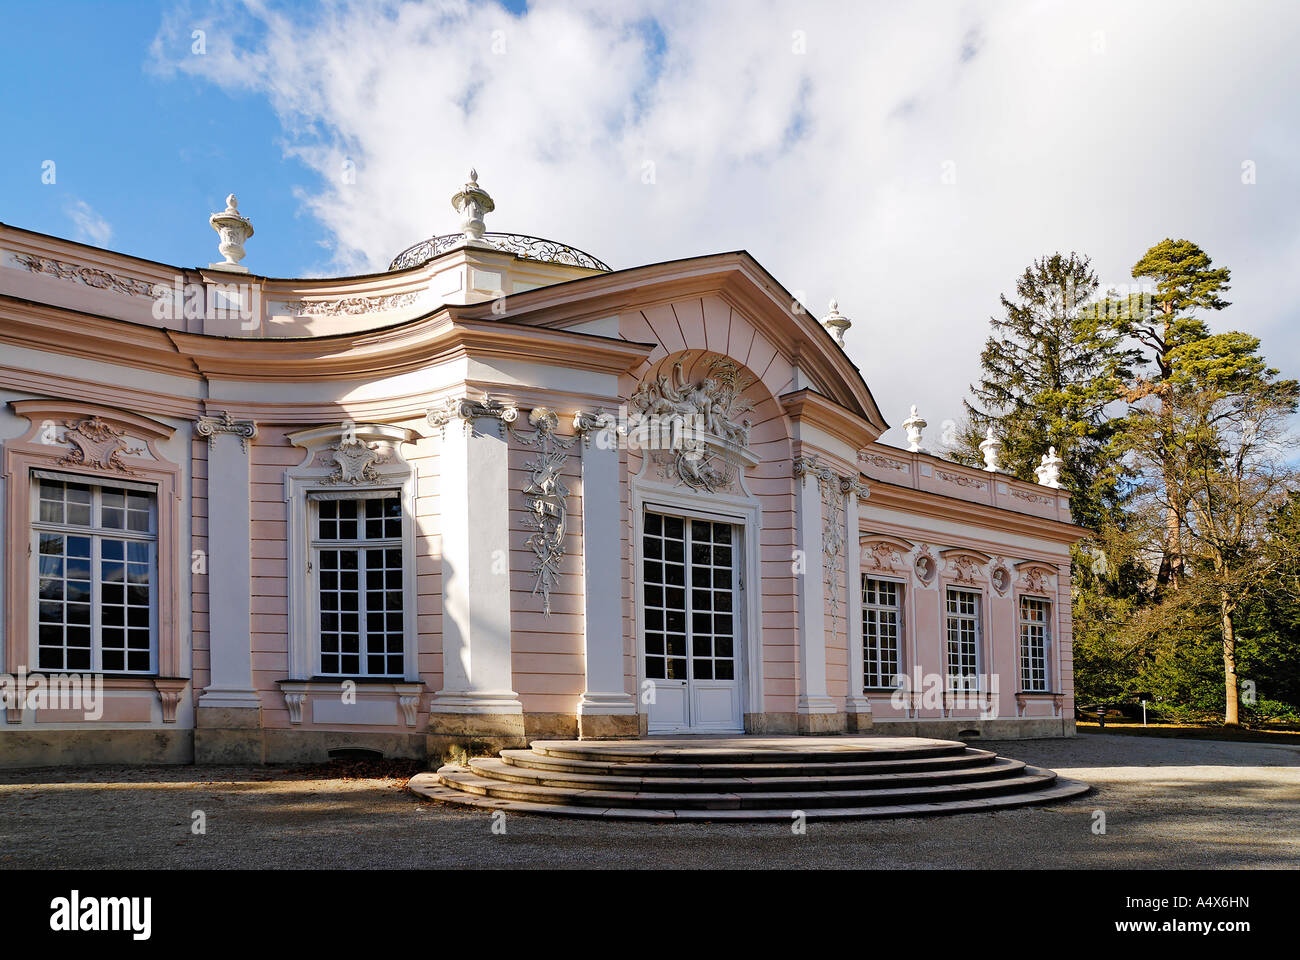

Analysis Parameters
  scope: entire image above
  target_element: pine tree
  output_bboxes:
[962,252,1135,529]
[1123,330,1299,724]
[1120,239,1232,588]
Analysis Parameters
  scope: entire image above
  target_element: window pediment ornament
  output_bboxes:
[945,552,987,585]
[323,420,389,485]
[629,357,756,493]
[287,420,415,483]
[862,536,912,573]
[1015,561,1057,595]
[57,417,145,475]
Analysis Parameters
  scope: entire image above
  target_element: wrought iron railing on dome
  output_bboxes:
[388,232,611,272]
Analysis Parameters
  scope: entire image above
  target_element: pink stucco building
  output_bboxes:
[0,175,1083,766]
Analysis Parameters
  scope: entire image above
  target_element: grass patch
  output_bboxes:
[1078,722,1300,745]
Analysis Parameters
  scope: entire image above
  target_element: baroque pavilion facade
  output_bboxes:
[0,174,1084,766]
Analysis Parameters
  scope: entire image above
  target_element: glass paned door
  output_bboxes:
[643,510,742,732]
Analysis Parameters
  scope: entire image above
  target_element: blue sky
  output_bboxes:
[1,1,335,275]
[3,0,1298,444]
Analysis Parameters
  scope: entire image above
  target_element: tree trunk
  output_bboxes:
[1222,595,1239,726]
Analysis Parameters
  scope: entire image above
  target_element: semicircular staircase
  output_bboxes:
[408,736,1089,821]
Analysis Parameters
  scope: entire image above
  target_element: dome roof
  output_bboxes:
[389,170,610,273]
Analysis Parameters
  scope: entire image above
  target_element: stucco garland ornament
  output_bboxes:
[629,357,753,493]
[514,407,576,616]
[323,420,388,485]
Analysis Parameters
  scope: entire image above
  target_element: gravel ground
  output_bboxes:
[0,733,1296,869]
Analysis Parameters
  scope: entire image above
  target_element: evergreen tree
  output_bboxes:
[1120,239,1232,588]
[962,252,1135,529]
[1123,330,1299,724]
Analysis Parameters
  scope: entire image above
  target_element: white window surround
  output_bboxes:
[284,422,421,685]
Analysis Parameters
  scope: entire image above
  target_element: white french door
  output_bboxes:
[642,510,743,733]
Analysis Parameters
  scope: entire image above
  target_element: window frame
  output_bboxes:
[861,574,904,691]
[944,585,984,692]
[30,473,160,676]
[1017,594,1053,693]
[308,491,407,680]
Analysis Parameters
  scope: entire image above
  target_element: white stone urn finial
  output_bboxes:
[902,404,927,452]
[978,426,1003,472]
[208,193,254,271]
[820,298,851,346]
[1035,445,1064,488]
[452,168,495,242]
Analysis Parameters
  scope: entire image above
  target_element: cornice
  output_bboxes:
[780,387,880,449]
[0,295,199,380]
[165,312,655,381]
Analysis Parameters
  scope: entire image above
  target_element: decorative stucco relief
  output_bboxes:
[57,417,145,474]
[427,395,519,439]
[795,455,869,621]
[195,411,258,453]
[280,291,422,317]
[913,544,937,585]
[949,553,987,585]
[10,252,161,300]
[512,407,577,616]
[322,419,389,485]
[629,357,753,493]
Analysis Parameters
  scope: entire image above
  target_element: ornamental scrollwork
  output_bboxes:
[427,395,519,439]
[57,417,142,474]
[322,420,388,485]
[195,411,258,453]
[389,232,611,272]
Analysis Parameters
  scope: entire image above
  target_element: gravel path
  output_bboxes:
[1,733,1296,869]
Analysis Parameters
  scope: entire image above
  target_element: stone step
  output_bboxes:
[470,755,1027,792]
[528,736,970,765]
[409,771,1092,821]
[434,763,1060,810]
[497,746,1001,779]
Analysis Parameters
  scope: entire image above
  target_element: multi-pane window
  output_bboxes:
[862,577,902,689]
[945,587,981,692]
[1019,596,1052,692]
[642,512,736,682]
[314,494,404,677]
[33,475,156,673]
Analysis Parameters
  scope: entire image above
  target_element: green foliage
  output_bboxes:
[963,239,1300,723]
[962,252,1136,529]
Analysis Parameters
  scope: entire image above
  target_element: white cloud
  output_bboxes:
[151,0,1300,445]
[65,199,113,248]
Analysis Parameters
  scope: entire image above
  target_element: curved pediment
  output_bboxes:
[458,251,888,440]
